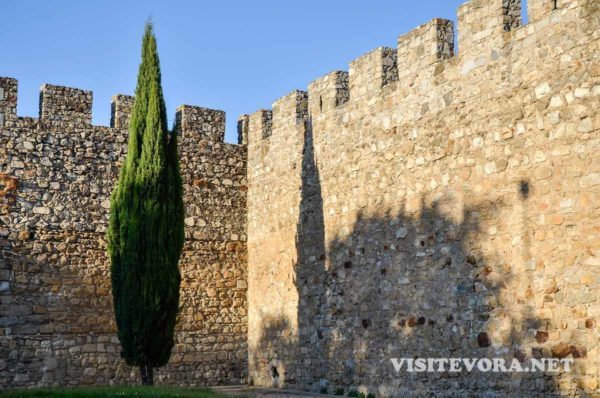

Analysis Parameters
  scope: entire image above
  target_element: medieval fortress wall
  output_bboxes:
[0,0,599,396]
[0,80,248,386]
[246,0,600,396]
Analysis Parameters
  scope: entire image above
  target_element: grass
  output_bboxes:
[0,386,235,398]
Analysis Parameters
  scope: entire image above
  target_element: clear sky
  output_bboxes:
[1,0,520,143]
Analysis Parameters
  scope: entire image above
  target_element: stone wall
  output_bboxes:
[2,0,600,395]
[246,0,600,396]
[0,79,248,388]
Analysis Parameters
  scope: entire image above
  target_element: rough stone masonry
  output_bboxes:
[0,84,248,386]
[1,0,600,396]
[245,0,600,396]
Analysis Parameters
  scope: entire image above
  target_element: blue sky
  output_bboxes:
[1,0,519,142]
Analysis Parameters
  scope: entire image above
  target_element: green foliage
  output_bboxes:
[0,386,227,398]
[367,394,375,398]
[319,387,328,394]
[347,391,359,397]
[107,22,184,378]
[334,389,345,396]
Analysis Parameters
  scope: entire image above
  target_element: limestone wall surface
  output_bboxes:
[1,0,599,395]
[246,0,600,396]
[0,81,248,387]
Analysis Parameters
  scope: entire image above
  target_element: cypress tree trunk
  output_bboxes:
[139,363,154,385]
[147,365,154,386]
[139,364,147,385]
[107,22,185,386]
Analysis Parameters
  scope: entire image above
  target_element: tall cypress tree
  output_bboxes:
[107,22,184,386]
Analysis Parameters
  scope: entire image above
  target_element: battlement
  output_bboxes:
[244,0,586,148]
[0,77,18,126]
[0,78,246,146]
[272,90,308,130]
[248,110,272,144]
[349,47,398,100]
[397,18,454,83]
[110,94,135,129]
[457,0,521,56]
[308,71,349,117]
[237,115,249,145]
[0,79,95,128]
[528,0,558,24]
[39,84,93,126]
[175,105,226,142]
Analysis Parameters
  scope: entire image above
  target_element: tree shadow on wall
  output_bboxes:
[320,188,592,396]
[294,116,328,389]
[318,201,565,397]
[250,112,586,397]
[250,116,593,396]
[248,116,328,389]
